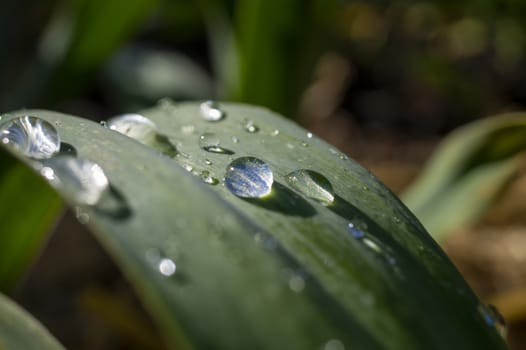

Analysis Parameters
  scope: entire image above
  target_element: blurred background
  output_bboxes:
[3,0,526,348]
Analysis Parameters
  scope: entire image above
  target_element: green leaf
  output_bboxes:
[0,150,62,291]
[402,113,526,241]
[0,103,506,349]
[0,293,65,350]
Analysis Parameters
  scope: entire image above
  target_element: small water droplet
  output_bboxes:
[301,141,309,147]
[225,157,273,198]
[181,125,195,134]
[200,101,226,122]
[348,222,365,238]
[339,153,348,160]
[478,304,506,337]
[40,166,55,181]
[159,258,177,276]
[0,116,60,159]
[199,133,231,154]
[204,159,212,165]
[107,113,177,157]
[244,120,259,133]
[200,170,219,185]
[286,142,295,150]
[99,121,107,128]
[288,275,305,293]
[363,237,383,254]
[183,164,193,172]
[324,339,345,350]
[285,169,334,206]
[271,129,280,136]
[306,132,313,138]
[43,156,109,205]
[232,136,239,143]
[75,206,90,224]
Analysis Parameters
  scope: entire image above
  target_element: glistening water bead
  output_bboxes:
[199,133,228,154]
[225,157,273,198]
[200,100,226,122]
[42,156,109,205]
[285,169,334,206]
[0,116,60,159]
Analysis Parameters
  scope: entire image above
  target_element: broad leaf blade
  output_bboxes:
[402,113,526,241]
[0,293,65,350]
[0,151,62,291]
[0,104,506,350]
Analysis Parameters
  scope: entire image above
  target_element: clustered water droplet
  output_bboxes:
[0,116,60,159]
[200,100,226,122]
[225,157,273,198]
[285,169,334,206]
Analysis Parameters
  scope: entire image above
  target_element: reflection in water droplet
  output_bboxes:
[200,100,226,122]
[244,120,259,133]
[348,222,365,238]
[307,132,313,138]
[285,169,334,206]
[478,304,506,337]
[0,116,60,159]
[288,275,305,293]
[201,170,219,185]
[199,133,230,154]
[324,339,345,350]
[225,157,273,198]
[159,258,177,276]
[107,113,177,157]
[43,156,109,205]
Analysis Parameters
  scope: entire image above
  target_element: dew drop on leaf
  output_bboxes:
[244,120,259,133]
[347,222,365,238]
[107,113,178,157]
[288,274,305,293]
[225,157,273,198]
[285,169,334,206]
[200,100,226,122]
[159,258,177,277]
[201,170,219,185]
[0,115,60,159]
[199,133,231,154]
[42,156,109,205]
[271,129,280,136]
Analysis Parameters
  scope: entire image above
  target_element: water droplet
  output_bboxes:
[43,156,109,205]
[200,100,226,122]
[244,120,259,133]
[232,136,239,143]
[204,159,212,165]
[40,166,55,181]
[306,132,313,138]
[288,275,305,293]
[301,141,309,147]
[324,339,345,350]
[348,222,365,238]
[0,116,60,159]
[200,170,219,185]
[363,237,383,254]
[478,304,506,337]
[107,113,177,157]
[199,133,231,154]
[99,121,107,128]
[271,129,280,136]
[339,153,348,160]
[285,169,334,206]
[286,142,295,150]
[225,157,273,198]
[159,258,177,276]
[183,164,193,172]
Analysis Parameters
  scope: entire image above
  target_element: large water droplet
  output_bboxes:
[198,133,232,154]
[0,116,60,159]
[225,157,273,198]
[42,156,109,205]
[200,101,226,122]
[285,169,334,206]
[107,113,177,157]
